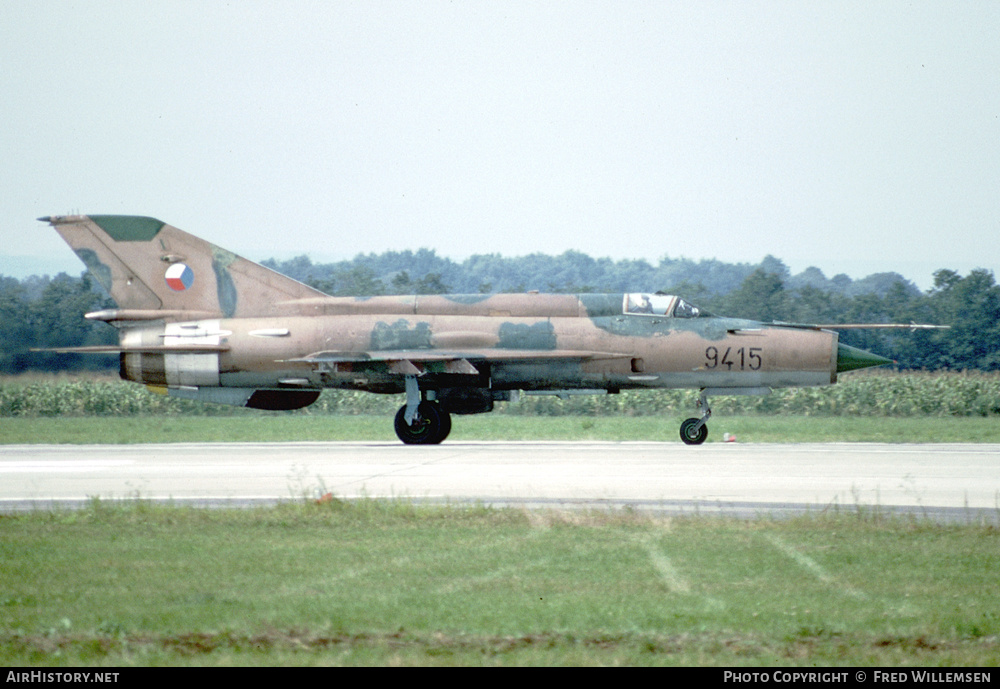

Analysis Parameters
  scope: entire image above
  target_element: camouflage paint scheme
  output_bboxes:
[40,215,914,444]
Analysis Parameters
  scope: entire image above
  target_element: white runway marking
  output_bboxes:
[642,542,691,594]
[640,535,726,610]
[764,533,868,600]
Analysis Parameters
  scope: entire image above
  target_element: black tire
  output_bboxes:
[679,417,708,445]
[394,402,452,445]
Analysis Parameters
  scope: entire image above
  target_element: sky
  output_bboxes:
[3,1,999,290]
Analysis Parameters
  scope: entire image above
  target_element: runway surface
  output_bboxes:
[3,441,998,521]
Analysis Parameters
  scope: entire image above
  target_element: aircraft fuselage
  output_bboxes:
[116,304,840,396]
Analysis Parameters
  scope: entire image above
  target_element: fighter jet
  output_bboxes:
[39,215,945,444]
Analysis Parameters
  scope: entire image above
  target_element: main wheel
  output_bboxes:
[394,402,452,445]
[679,417,708,445]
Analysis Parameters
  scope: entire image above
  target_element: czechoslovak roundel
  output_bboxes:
[165,263,194,291]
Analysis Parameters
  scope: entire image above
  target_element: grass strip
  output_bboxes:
[1,500,998,666]
[2,414,1000,444]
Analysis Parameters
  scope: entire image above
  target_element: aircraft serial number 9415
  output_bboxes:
[706,346,763,371]
[38,215,947,445]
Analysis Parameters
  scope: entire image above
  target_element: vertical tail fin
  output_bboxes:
[41,215,325,318]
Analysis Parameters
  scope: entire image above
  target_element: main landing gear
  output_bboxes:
[394,375,452,445]
[679,389,712,445]
[394,401,451,444]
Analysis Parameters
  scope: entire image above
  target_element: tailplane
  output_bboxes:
[41,215,325,319]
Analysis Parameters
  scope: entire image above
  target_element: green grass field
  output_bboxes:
[1,501,998,666]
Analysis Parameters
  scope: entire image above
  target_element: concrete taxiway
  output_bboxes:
[2,442,998,521]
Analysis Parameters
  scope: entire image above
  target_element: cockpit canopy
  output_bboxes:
[624,293,708,318]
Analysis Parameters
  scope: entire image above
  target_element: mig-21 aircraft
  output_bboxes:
[39,215,945,444]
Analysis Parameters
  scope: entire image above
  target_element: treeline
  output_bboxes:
[0,273,116,373]
[1,251,997,373]
[697,267,1000,371]
[260,251,916,299]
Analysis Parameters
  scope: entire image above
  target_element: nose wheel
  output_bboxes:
[679,417,708,445]
[679,390,711,445]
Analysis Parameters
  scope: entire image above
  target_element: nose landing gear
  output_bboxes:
[679,389,711,445]
[678,387,771,445]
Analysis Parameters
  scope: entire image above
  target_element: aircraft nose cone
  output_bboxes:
[836,343,893,372]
